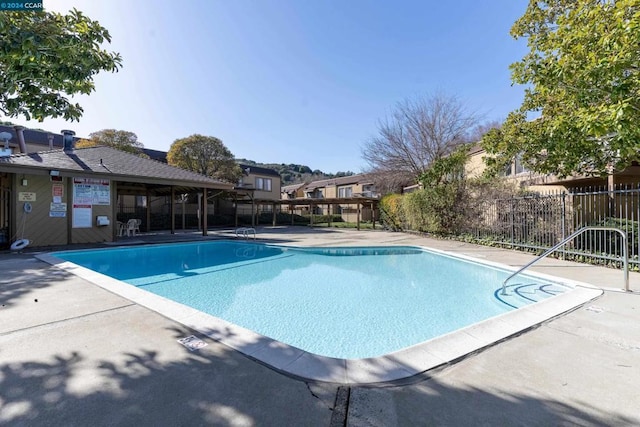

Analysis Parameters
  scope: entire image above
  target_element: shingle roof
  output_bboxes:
[303,174,371,191]
[0,146,233,189]
[142,147,169,162]
[0,124,72,148]
[281,182,306,193]
[238,163,281,177]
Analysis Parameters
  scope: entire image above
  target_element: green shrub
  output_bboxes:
[402,184,464,234]
[380,194,404,231]
[303,214,344,224]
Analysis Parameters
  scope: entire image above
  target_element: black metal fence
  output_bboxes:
[460,184,640,269]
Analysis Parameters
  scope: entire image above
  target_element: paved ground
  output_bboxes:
[1,226,639,426]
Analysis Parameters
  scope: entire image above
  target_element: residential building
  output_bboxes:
[464,142,640,191]
[281,182,306,200]
[281,174,379,222]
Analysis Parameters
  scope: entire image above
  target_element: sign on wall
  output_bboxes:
[52,184,64,198]
[73,178,110,205]
[18,192,36,202]
[72,204,92,228]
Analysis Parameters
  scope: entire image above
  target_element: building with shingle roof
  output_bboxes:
[0,141,232,248]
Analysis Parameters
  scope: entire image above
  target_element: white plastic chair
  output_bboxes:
[117,221,125,237]
[126,219,140,236]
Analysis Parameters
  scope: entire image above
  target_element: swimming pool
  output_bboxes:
[42,240,600,383]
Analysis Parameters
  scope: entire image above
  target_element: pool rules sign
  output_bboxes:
[72,178,110,228]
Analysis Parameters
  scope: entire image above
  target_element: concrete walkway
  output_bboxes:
[1,227,638,426]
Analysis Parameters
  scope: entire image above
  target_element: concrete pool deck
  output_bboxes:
[1,226,639,425]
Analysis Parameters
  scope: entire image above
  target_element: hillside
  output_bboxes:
[236,159,355,185]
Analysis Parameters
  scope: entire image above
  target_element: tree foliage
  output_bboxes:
[167,134,242,183]
[0,9,122,122]
[418,144,469,187]
[379,193,404,231]
[482,0,640,177]
[81,129,144,154]
[362,92,478,186]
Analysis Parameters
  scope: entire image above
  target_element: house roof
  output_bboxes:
[238,163,280,178]
[0,124,280,184]
[0,124,74,149]
[0,146,233,190]
[468,142,484,156]
[303,174,372,191]
[142,147,169,162]
[281,182,306,193]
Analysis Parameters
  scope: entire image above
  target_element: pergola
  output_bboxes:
[232,191,380,230]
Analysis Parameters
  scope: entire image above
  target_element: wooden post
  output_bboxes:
[371,201,376,229]
[251,196,255,227]
[170,186,175,234]
[357,202,361,230]
[202,188,208,236]
[310,203,314,227]
[146,188,151,232]
[291,203,294,225]
[111,180,118,241]
[328,203,332,227]
[272,202,277,226]
[67,177,73,244]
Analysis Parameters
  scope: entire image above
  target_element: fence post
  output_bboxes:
[561,192,566,260]
[510,197,515,247]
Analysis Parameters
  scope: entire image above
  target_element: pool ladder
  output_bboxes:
[501,226,630,295]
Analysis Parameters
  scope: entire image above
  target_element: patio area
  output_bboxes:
[1,226,639,426]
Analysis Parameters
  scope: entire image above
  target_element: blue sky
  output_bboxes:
[6,0,529,173]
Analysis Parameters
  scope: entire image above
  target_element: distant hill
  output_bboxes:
[236,159,355,185]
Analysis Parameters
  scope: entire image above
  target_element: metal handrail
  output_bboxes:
[501,226,629,295]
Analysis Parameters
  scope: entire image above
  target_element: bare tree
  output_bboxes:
[467,120,502,144]
[362,93,479,188]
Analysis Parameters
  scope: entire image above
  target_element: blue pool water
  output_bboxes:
[53,241,570,359]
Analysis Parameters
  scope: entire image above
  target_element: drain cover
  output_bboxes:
[177,335,208,351]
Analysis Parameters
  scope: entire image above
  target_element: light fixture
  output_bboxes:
[50,170,60,176]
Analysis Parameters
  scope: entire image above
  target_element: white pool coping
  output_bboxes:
[36,245,603,385]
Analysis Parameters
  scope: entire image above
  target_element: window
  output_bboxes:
[255,177,272,191]
[338,186,352,198]
[514,154,528,174]
[502,153,529,176]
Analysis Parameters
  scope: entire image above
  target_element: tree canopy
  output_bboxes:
[482,0,640,178]
[167,134,242,183]
[0,9,122,121]
[361,92,478,192]
[77,129,144,154]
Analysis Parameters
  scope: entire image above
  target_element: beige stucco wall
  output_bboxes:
[464,151,487,179]
[249,173,281,201]
[10,174,114,247]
